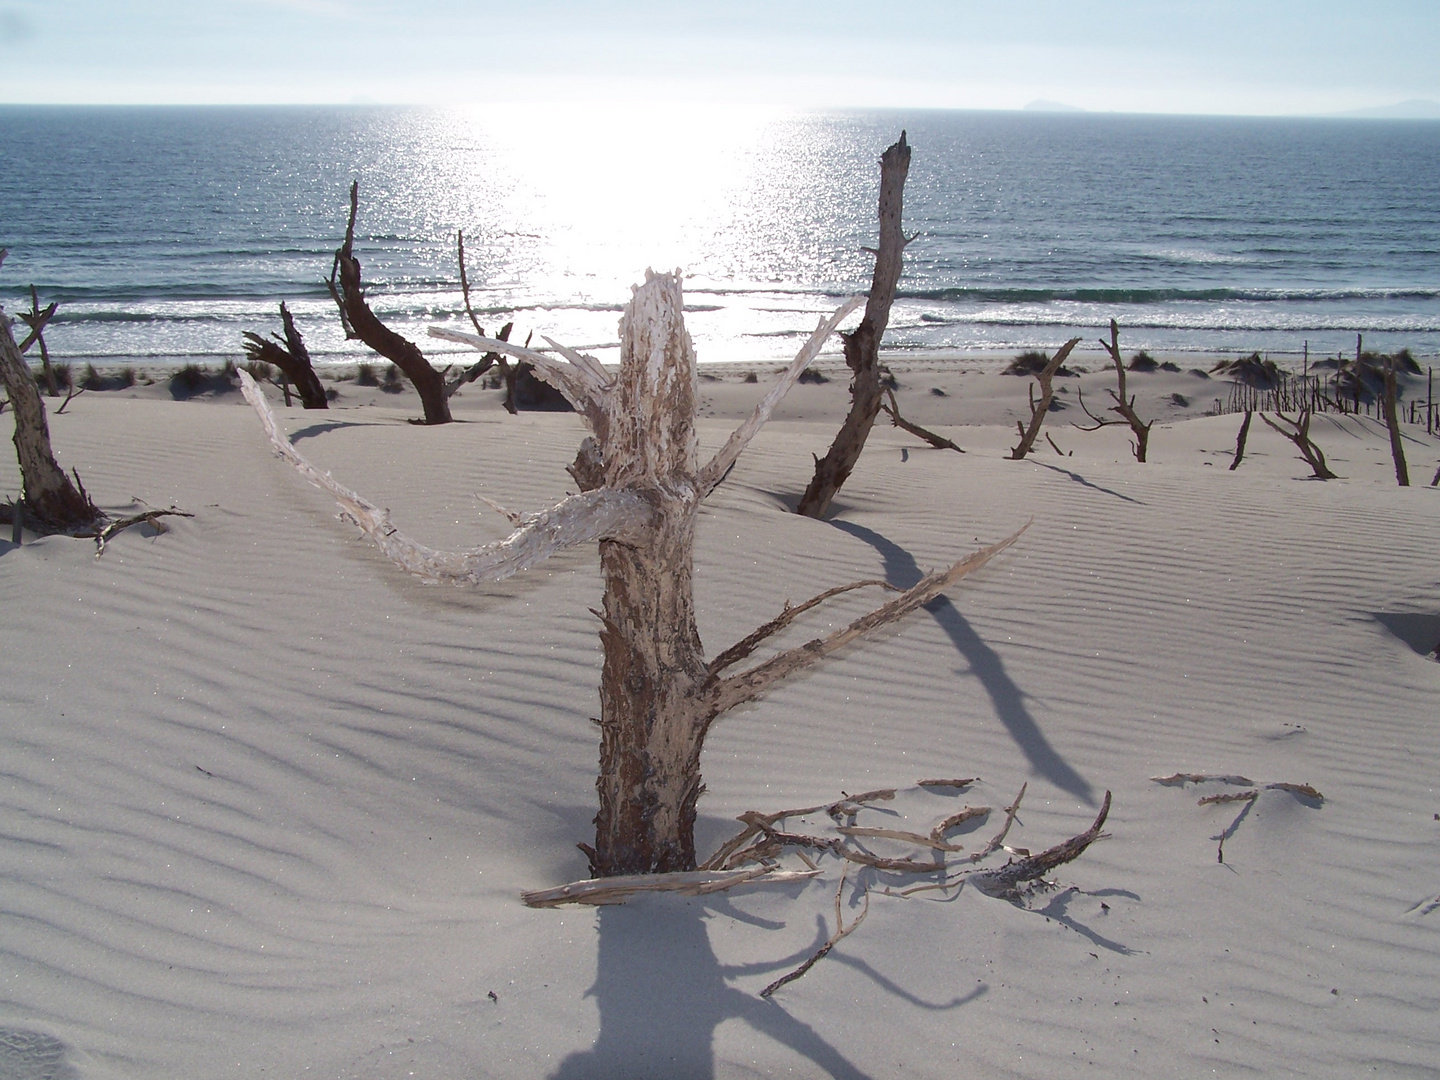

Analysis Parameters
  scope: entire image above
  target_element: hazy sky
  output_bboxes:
[0,1,1436,114]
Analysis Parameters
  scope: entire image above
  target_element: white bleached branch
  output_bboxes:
[696,295,864,496]
[237,370,652,583]
[427,326,608,430]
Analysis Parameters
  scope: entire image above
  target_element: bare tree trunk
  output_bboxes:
[244,272,1025,879]
[328,181,451,425]
[19,286,59,397]
[796,133,911,519]
[0,279,98,529]
[1382,355,1409,486]
[242,302,329,409]
[1259,410,1337,480]
[1097,319,1153,462]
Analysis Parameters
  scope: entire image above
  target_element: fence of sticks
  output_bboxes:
[1206,355,1438,434]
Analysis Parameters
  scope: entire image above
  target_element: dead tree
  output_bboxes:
[242,302,328,409]
[796,132,911,519]
[1076,320,1153,461]
[1259,410,1337,479]
[1009,338,1081,459]
[0,250,100,530]
[328,181,452,425]
[1229,410,1252,471]
[242,271,1026,877]
[18,286,60,396]
[1382,354,1409,486]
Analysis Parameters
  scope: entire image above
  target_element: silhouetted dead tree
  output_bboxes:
[1229,410,1252,471]
[1076,320,1153,461]
[18,286,59,396]
[242,302,328,409]
[1259,410,1337,479]
[1009,338,1081,459]
[242,271,1027,877]
[796,132,912,518]
[328,181,451,424]
[0,250,100,530]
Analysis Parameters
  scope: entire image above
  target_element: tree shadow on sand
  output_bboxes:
[831,521,1093,804]
[550,894,982,1080]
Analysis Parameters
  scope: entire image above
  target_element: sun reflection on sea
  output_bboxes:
[400,101,872,361]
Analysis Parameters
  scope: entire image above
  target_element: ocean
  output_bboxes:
[2,103,1438,371]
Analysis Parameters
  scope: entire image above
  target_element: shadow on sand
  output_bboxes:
[831,521,1093,804]
[550,895,982,1080]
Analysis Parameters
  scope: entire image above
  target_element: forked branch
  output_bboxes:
[236,370,653,583]
[1009,339,1081,459]
[1259,410,1337,479]
[706,522,1029,713]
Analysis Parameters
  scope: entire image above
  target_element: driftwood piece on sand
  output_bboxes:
[796,132,912,519]
[970,791,1111,901]
[1229,410,1253,470]
[880,388,965,453]
[245,270,1028,878]
[1259,410,1337,479]
[1010,339,1081,459]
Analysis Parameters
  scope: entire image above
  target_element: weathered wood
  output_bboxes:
[1382,355,1409,486]
[18,285,60,396]
[1085,320,1153,462]
[1009,339,1081,459]
[1259,410,1337,479]
[242,302,328,409]
[0,252,100,529]
[881,388,966,453]
[1229,410,1253,471]
[328,181,451,424]
[447,230,518,406]
[249,271,1026,878]
[796,133,911,519]
[969,791,1110,901]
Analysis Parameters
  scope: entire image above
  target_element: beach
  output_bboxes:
[2,360,1439,1078]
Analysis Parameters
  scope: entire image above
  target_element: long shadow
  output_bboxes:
[549,894,986,1080]
[1028,461,1143,504]
[832,521,1093,803]
[551,899,876,1080]
[287,420,383,443]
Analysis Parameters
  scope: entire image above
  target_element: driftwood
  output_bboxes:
[1010,339,1081,459]
[880,388,965,453]
[527,778,1113,996]
[328,181,451,424]
[1154,773,1323,863]
[760,874,870,998]
[1075,320,1153,461]
[245,270,1028,877]
[242,302,328,409]
[0,250,100,530]
[1229,410,1252,471]
[1382,355,1409,486]
[796,133,912,518]
[1258,411,1337,479]
[84,506,194,557]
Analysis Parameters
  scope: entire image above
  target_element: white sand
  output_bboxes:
[3,365,1439,1079]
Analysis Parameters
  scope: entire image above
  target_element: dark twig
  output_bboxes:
[760,873,870,997]
[880,388,965,452]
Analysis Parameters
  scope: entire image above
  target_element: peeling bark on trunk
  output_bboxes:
[329,182,451,425]
[0,295,98,529]
[796,133,911,519]
[244,270,1024,879]
[243,302,329,409]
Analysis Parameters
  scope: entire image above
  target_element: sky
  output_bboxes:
[0,1,1437,116]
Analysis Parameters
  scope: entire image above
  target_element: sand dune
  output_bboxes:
[2,373,1439,1078]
